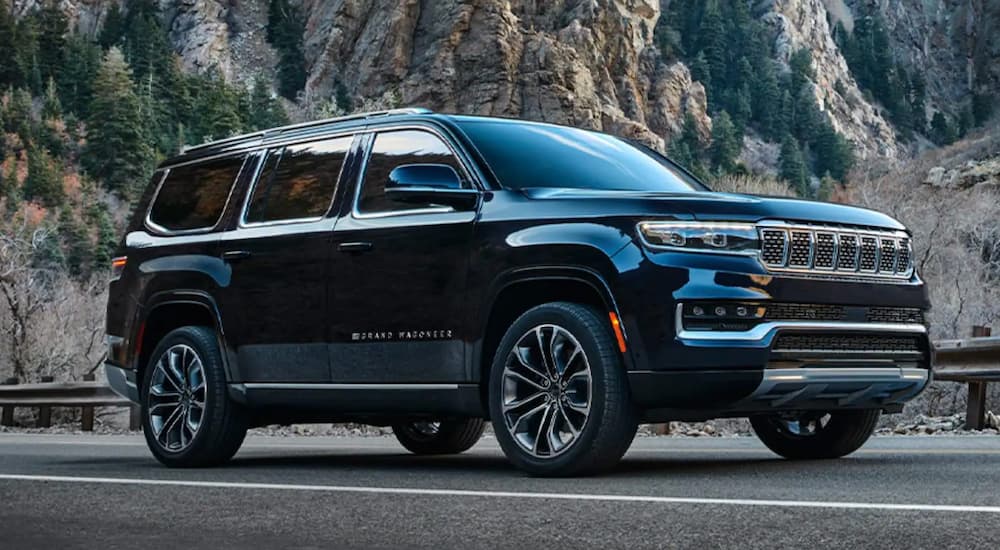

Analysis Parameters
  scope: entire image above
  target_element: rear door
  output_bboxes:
[327,127,480,383]
[217,135,356,383]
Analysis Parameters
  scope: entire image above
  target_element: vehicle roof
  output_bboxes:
[157,108,563,170]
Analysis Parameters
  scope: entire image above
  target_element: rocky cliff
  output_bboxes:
[11,0,996,162]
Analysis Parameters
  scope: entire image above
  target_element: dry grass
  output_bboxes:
[709,173,796,197]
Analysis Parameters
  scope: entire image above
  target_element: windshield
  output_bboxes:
[456,119,707,192]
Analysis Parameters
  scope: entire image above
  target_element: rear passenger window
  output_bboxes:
[245,136,352,224]
[148,155,246,232]
[357,130,465,214]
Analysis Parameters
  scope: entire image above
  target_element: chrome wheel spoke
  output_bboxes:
[502,323,592,459]
[504,369,546,391]
[503,390,546,413]
[147,344,206,452]
[532,404,554,455]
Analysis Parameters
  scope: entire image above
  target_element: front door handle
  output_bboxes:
[221,250,252,262]
[338,242,374,254]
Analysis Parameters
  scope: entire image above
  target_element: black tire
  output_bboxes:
[391,419,486,455]
[488,302,638,477]
[749,409,880,460]
[141,326,248,468]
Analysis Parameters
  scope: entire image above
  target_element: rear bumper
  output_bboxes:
[105,363,140,404]
[631,366,930,420]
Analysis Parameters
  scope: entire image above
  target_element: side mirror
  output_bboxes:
[386,164,479,210]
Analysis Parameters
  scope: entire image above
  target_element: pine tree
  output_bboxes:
[929,112,956,146]
[792,87,822,145]
[0,1,20,87]
[98,3,125,48]
[709,110,740,172]
[335,80,353,113]
[698,0,726,97]
[59,35,101,118]
[813,123,855,181]
[248,76,288,130]
[35,1,68,85]
[267,0,307,99]
[192,73,243,142]
[24,146,64,207]
[780,135,809,197]
[59,207,92,277]
[86,190,117,270]
[910,72,927,133]
[42,77,62,120]
[788,49,814,94]
[751,61,781,138]
[84,47,153,197]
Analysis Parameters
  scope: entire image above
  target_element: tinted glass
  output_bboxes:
[457,120,705,192]
[149,155,245,231]
[358,130,464,213]
[245,136,352,224]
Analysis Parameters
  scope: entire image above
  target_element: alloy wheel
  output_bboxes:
[147,344,207,452]
[501,324,592,458]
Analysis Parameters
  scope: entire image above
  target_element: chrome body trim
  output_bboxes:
[240,383,461,391]
[675,305,928,341]
[104,363,140,403]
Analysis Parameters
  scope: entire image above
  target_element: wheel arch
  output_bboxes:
[475,267,634,405]
[134,291,234,389]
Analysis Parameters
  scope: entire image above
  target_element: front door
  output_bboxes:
[327,128,479,383]
[218,135,355,383]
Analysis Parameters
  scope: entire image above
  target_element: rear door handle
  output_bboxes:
[221,250,252,262]
[338,242,374,253]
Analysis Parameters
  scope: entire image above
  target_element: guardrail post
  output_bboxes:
[965,325,993,430]
[37,375,54,428]
[81,373,96,431]
[1,377,18,426]
[129,405,141,431]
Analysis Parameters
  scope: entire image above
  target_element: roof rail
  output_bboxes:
[262,107,434,141]
[181,107,434,154]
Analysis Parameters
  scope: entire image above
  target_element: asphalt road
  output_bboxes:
[1,433,999,549]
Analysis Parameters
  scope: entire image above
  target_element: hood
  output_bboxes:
[518,188,906,231]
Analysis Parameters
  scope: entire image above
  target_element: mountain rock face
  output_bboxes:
[844,0,1000,115]
[765,0,899,158]
[16,0,994,161]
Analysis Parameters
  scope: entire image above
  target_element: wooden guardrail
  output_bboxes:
[0,373,139,431]
[933,326,999,430]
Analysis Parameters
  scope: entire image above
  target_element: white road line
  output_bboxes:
[1,473,999,514]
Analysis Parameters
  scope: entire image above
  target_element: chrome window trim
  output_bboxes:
[350,124,482,220]
[675,305,927,341]
[144,153,250,236]
[237,134,356,229]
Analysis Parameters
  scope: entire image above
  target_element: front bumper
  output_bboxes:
[631,366,930,420]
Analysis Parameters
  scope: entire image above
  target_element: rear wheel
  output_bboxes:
[392,419,486,455]
[750,409,880,459]
[488,302,638,476]
[141,326,248,467]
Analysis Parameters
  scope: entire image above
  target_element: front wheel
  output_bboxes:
[392,419,486,455]
[489,302,638,477]
[750,409,880,459]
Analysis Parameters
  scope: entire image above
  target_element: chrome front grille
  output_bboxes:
[758,223,913,279]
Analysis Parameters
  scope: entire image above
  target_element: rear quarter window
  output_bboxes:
[148,155,247,232]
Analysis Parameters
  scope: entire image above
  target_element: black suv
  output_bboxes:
[105,108,930,476]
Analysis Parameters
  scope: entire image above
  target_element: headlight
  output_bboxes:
[637,221,759,254]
